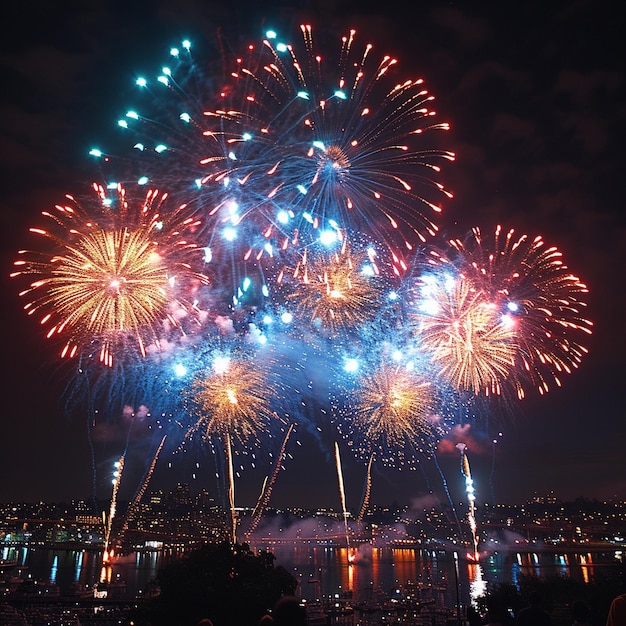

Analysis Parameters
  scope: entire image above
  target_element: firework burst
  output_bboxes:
[334,358,443,468]
[278,234,389,335]
[185,346,285,541]
[186,349,282,445]
[196,24,454,266]
[448,225,593,397]
[12,184,209,365]
[411,272,517,396]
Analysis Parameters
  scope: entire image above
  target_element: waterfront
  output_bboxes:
[3,542,624,608]
[257,542,625,608]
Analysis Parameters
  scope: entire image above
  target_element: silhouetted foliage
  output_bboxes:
[474,570,626,626]
[475,581,520,617]
[138,542,298,626]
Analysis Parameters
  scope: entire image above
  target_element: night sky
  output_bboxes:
[0,0,624,510]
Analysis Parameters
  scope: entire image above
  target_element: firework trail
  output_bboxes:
[357,453,374,523]
[247,423,295,537]
[225,432,237,543]
[186,347,285,542]
[103,456,124,562]
[334,442,352,555]
[432,451,463,541]
[250,477,268,524]
[102,403,141,546]
[457,443,479,562]
[118,435,167,543]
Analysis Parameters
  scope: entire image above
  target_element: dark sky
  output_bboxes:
[0,0,624,510]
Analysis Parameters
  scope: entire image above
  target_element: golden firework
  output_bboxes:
[448,225,592,397]
[285,239,384,333]
[413,274,516,395]
[11,184,208,365]
[354,363,436,451]
[190,355,276,444]
[187,351,282,544]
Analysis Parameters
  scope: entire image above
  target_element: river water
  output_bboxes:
[3,542,623,610]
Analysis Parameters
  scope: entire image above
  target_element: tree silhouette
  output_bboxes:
[140,542,298,626]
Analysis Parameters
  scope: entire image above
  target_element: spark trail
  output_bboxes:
[457,443,479,562]
[118,435,167,544]
[357,452,374,523]
[247,423,295,537]
[334,442,352,558]
[103,456,124,563]
[226,432,237,544]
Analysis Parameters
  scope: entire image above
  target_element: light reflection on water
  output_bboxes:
[1,544,623,606]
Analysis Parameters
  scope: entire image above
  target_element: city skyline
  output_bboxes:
[0,0,624,510]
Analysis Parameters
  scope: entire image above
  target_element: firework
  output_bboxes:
[412,272,517,395]
[187,351,281,444]
[11,184,209,366]
[334,356,442,469]
[103,456,124,562]
[279,235,389,335]
[357,453,374,523]
[448,226,592,397]
[10,21,597,531]
[186,347,284,542]
[196,25,454,263]
[247,423,295,537]
[334,442,352,555]
[457,443,479,562]
[119,435,167,543]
